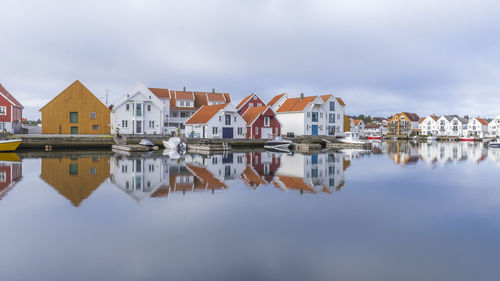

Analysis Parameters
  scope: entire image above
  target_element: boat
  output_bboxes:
[427,135,438,141]
[367,135,382,140]
[340,132,365,144]
[162,137,186,151]
[0,139,22,152]
[485,139,500,148]
[139,138,155,147]
[264,137,292,150]
[460,137,475,142]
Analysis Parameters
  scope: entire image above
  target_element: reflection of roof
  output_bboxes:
[184,103,228,124]
[273,176,332,194]
[241,106,268,125]
[276,96,318,112]
[268,93,286,106]
[240,166,267,188]
[185,164,227,189]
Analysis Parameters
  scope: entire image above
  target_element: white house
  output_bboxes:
[418,115,439,136]
[488,116,500,137]
[435,115,468,137]
[364,123,383,136]
[270,93,345,137]
[184,103,247,138]
[110,81,164,135]
[466,118,489,137]
[351,119,365,137]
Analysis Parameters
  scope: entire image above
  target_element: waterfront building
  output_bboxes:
[418,115,439,136]
[241,106,281,139]
[184,103,247,138]
[236,93,266,115]
[435,115,468,137]
[372,117,389,126]
[268,93,345,136]
[40,80,110,134]
[388,112,420,136]
[488,116,500,137]
[364,123,383,136]
[466,118,489,137]
[0,84,23,133]
[351,119,365,137]
[110,81,164,134]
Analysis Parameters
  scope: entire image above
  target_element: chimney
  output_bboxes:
[183,86,186,91]
[212,88,215,93]
[300,93,304,101]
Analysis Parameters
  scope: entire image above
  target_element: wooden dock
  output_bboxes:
[112,144,158,152]
[293,143,322,152]
[188,143,231,153]
[326,142,372,150]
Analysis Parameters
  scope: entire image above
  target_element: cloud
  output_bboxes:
[1,0,500,119]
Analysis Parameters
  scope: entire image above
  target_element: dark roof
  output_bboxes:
[403,112,420,122]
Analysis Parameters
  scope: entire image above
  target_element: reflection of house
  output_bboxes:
[110,155,169,202]
[240,151,282,188]
[385,141,419,165]
[151,160,195,197]
[184,153,247,186]
[40,80,111,134]
[0,154,22,200]
[273,153,346,194]
[41,156,110,206]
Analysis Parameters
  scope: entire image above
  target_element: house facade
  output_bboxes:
[40,80,110,134]
[467,118,488,137]
[0,84,23,133]
[351,119,365,137]
[488,116,500,137]
[418,115,439,136]
[110,82,164,135]
[184,103,247,138]
[388,112,420,136]
[320,95,345,137]
[236,93,266,115]
[364,123,382,136]
[241,106,281,139]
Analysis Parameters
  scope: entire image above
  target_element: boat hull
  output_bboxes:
[264,141,291,150]
[367,136,382,140]
[460,138,475,142]
[0,139,22,152]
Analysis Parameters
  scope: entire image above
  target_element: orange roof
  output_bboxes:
[237,94,254,109]
[185,164,226,189]
[149,88,230,111]
[148,88,171,99]
[174,91,195,100]
[353,119,362,126]
[431,115,439,121]
[184,103,227,124]
[419,117,425,124]
[476,118,488,125]
[320,94,332,102]
[240,166,267,188]
[276,96,317,113]
[268,93,285,106]
[336,97,345,106]
[241,106,267,125]
[275,176,314,193]
[206,92,227,102]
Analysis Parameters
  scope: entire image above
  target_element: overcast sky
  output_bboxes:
[2,0,500,119]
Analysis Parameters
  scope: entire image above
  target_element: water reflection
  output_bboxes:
[40,155,109,206]
[0,153,22,200]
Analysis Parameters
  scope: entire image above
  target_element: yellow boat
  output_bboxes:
[0,139,22,152]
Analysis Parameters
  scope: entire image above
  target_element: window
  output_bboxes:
[212,157,218,164]
[219,116,222,122]
[264,117,270,126]
[126,104,130,111]
[180,101,185,106]
[92,125,99,130]
[122,165,128,173]
[330,102,335,111]
[234,116,236,122]
[213,127,218,134]
[69,164,78,175]
[237,127,243,135]
[172,112,178,117]
[180,112,189,118]
[329,114,335,123]
[307,112,310,117]
[122,120,128,127]
[90,112,96,119]
[248,104,253,108]
[311,112,318,122]
[149,121,155,128]
[90,168,96,175]
[0,106,6,115]
[136,104,142,116]
[225,115,231,125]
[70,112,78,123]
[253,96,257,100]
[147,105,151,111]
[258,103,262,106]
[255,127,259,134]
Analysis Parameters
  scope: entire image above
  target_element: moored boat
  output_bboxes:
[162,137,186,151]
[427,135,438,141]
[264,137,292,150]
[367,135,382,140]
[340,132,365,144]
[484,139,500,148]
[139,138,155,147]
[0,139,22,152]
[460,137,475,142]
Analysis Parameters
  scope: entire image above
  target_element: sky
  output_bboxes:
[1,0,500,119]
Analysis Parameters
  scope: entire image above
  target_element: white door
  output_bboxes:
[261,128,273,139]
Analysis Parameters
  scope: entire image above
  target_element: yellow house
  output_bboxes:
[40,80,110,134]
[389,112,420,136]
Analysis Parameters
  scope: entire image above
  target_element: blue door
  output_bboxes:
[311,125,318,135]
[222,127,233,138]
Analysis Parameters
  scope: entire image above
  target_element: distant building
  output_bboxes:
[418,115,439,136]
[351,119,365,137]
[0,84,24,133]
[488,116,500,137]
[466,118,489,137]
[372,117,389,126]
[388,112,420,136]
[40,80,110,134]
[184,103,247,138]
[435,115,468,137]
[364,123,383,136]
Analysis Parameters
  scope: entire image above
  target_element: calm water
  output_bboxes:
[1,141,500,281]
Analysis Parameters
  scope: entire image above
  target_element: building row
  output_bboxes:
[418,115,500,138]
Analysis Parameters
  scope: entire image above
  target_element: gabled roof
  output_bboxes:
[336,97,346,106]
[184,103,228,124]
[0,84,23,109]
[237,94,254,109]
[276,96,319,113]
[40,80,107,112]
[149,88,231,111]
[419,117,425,124]
[240,166,267,188]
[403,112,420,122]
[421,115,439,123]
[241,106,270,126]
[267,93,286,107]
[365,123,381,129]
[353,119,362,126]
[320,94,332,102]
[476,118,489,125]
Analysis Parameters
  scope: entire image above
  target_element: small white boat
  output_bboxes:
[340,132,365,144]
[485,139,500,148]
[163,137,186,150]
[139,138,154,147]
[427,135,438,141]
[264,137,292,150]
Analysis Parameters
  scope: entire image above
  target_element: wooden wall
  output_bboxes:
[40,80,110,134]
[40,156,110,206]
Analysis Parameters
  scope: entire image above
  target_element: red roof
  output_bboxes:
[184,103,228,124]
[241,106,268,125]
[353,119,362,126]
[476,118,489,125]
[149,88,230,111]
[237,94,254,109]
[320,94,332,102]
[0,84,23,109]
[365,123,381,129]
[267,93,286,107]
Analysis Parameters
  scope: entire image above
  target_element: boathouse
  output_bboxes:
[0,84,24,133]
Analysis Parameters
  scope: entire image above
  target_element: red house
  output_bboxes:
[0,84,24,133]
[236,93,266,115]
[241,106,281,139]
[0,159,22,201]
